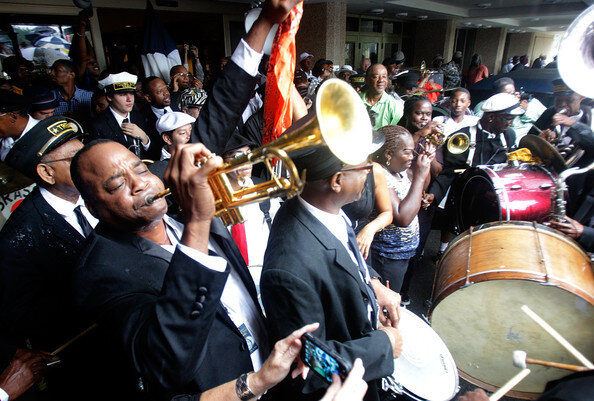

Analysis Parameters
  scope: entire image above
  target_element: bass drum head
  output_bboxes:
[394,309,459,401]
[448,168,500,234]
[431,280,594,398]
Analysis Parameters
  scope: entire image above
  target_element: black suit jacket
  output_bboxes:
[74,218,263,398]
[190,60,258,154]
[0,187,87,349]
[261,198,394,401]
[0,187,121,400]
[89,108,161,160]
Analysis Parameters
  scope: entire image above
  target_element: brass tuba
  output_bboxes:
[148,79,373,226]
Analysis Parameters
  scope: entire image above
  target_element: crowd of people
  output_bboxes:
[0,1,592,401]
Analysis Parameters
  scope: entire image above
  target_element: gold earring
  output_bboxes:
[386,160,390,166]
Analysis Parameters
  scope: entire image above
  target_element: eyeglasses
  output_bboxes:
[42,156,74,164]
[341,163,373,173]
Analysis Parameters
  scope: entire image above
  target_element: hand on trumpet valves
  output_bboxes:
[552,113,576,128]
[539,128,557,143]
[416,121,443,141]
[163,143,222,228]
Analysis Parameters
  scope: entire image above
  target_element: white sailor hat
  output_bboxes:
[481,93,524,115]
[156,111,196,134]
[299,52,313,62]
[98,72,138,93]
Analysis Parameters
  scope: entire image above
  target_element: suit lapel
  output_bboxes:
[289,199,374,300]
[95,223,173,264]
[209,218,261,310]
[105,110,127,144]
[32,188,85,246]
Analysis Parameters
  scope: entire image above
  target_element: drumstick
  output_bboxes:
[513,350,588,372]
[521,305,594,368]
[488,368,531,401]
[50,323,98,356]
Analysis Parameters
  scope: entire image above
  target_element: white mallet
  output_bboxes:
[521,305,594,369]
[488,367,531,401]
[513,350,589,372]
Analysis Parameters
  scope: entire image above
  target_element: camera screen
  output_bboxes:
[303,338,340,383]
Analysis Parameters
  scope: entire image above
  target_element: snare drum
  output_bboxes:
[446,163,555,234]
[382,308,459,401]
[430,221,594,399]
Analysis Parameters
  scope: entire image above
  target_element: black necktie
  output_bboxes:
[74,205,93,237]
[122,117,129,124]
[345,222,378,328]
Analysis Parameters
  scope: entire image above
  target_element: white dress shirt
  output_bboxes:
[0,115,39,161]
[109,107,150,150]
[231,39,263,78]
[160,147,172,161]
[0,387,8,401]
[40,188,98,237]
[159,215,267,371]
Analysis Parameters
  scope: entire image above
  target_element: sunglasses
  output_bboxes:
[341,163,373,173]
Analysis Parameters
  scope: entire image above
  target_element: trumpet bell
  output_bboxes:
[558,4,594,98]
[316,79,372,165]
[447,132,471,155]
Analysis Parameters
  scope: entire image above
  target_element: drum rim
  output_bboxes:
[395,308,460,401]
[429,272,594,310]
[458,370,542,400]
[440,221,591,263]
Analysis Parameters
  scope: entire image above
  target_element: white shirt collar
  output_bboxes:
[151,105,173,118]
[39,187,83,216]
[298,196,352,247]
[160,146,171,161]
[109,106,130,127]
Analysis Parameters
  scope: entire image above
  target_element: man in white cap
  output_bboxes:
[298,52,314,80]
[89,72,158,159]
[428,92,522,205]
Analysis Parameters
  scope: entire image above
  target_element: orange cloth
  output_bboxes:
[263,2,304,146]
[466,64,489,86]
[422,82,442,103]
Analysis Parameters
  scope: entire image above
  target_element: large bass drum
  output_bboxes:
[429,221,594,399]
[446,163,555,235]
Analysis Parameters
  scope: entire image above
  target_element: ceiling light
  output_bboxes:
[475,3,491,8]
[418,15,428,19]
[396,12,408,17]
[484,25,492,28]
[463,21,472,26]
[369,8,384,14]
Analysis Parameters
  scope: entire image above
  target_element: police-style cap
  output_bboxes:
[350,74,365,88]
[291,145,344,182]
[156,111,196,135]
[481,93,524,115]
[98,72,137,94]
[5,116,84,180]
[0,89,29,113]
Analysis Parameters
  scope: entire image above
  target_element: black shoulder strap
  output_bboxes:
[259,200,272,229]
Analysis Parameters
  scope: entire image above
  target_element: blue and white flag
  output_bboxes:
[141,0,181,83]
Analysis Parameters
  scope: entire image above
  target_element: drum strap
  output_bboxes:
[466,125,477,166]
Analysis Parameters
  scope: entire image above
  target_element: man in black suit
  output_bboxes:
[141,76,173,150]
[71,140,267,398]
[90,72,160,159]
[70,2,302,398]
[261,145,404,401]
[0,116,99,399]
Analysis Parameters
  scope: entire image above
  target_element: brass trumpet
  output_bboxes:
[147,79,372,226]
[422,126,470,155]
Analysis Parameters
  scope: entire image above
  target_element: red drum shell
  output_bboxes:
[448,163,555,234]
